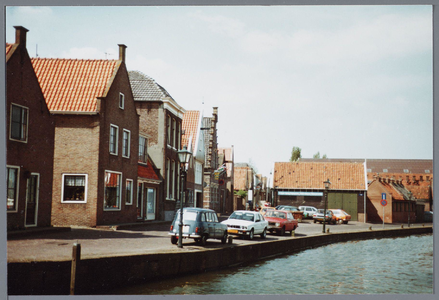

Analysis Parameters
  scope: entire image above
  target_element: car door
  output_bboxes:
[206,212,216,238]
[255,213,264,234]
[212,212,221,238]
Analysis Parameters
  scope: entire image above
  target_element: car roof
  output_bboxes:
[182,207,215,213]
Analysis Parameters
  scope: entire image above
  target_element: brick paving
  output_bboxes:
[7,220,432,263]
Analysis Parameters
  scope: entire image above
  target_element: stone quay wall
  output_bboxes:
[8,226,432,295]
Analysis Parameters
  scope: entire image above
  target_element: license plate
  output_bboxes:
[228,229,239,234]
[183,226,190,233]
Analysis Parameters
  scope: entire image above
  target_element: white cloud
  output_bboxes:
[189,11,246,39]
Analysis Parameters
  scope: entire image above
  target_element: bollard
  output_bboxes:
[326,228,330,233]
[70,243,81,295]
[228,236,233,244]
[369,226,372,230]
[292,230,295,237]
[401,225,404,229]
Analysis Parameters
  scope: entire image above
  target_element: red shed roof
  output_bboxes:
[274,162,366,190]
[182,110,200,152]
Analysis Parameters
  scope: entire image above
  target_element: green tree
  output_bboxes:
[290,147,302,162]
[313,152,321,159]
[234,190,248,199]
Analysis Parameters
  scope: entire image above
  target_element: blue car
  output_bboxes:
[169,207,228,246]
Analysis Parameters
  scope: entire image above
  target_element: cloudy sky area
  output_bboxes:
[6,5,433,176]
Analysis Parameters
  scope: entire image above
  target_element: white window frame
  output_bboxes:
[61,173,88,203]
[25,173,40,227]
[104,170,122,211]
[172,119,176,148]
[171,160,175,199]
[119,92,125,109]
[125,179,133,205]
[167,116,171,146]
[122,129,131,158]
[10,103,29,143]
[138,135,148,164]
[6,165,20,213]
[110,124,119,155]
[166,158,171,200]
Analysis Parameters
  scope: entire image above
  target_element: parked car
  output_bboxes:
[221,210,268,240]
[424,211,433,222]
[260,207,275,216]
[264,210,298,236]
[329,209,351,224]
[313,209,336,224]
[169,208,228,246]
[276,205,304,222]
[299,206,318,219]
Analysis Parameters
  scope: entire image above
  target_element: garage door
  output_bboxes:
[328,193,358,221]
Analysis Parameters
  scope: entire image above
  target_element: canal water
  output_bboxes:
[110,234,433,295]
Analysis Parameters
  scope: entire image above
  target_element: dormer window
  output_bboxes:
[383,169,388,173]
[119,93,125,109]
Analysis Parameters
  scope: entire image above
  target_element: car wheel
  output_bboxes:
[249,229,254,240]
[221,232,227,244]
[344,221,348,224]
[280,226,285,236]
[313,219,317,223]
[260,228,267,239]
[171,236,178,245]
[200,234,207,246]
[338,219,343,224]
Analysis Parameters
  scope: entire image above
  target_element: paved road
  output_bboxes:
[7,219,431,263]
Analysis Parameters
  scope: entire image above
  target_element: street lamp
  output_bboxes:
[177,146,192,248]
[323,179,331,233]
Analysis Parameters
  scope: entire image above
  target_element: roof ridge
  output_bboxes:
[31,57,118,62]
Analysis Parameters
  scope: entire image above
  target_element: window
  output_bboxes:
[62,174,87,203]
[404,169,409,173]
[167,116,171,145]
[104,171,122,210]
[425,170,431,174]
[166,159,171,199]
[172,119,176,148]
[177,122,181,150]
[110,124,119,155]
[7,166,19,212]
[10,104,28,142]
[126,179,133,205]
[119,93,125,109]
[383,169,388,173]
[122,129,131,158]
[171,160,175,199]
[138,136,147,163]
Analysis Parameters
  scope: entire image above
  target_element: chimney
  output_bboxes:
[14,26,29,46]
[213,107,218,123]
[118,44,127,62]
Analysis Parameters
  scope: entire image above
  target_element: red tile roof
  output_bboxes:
[182,110,200,152]
[31,58,118,112]
[234,166,253,190]
[274,162,366,190]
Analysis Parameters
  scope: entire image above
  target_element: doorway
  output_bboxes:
[25,173,39,227]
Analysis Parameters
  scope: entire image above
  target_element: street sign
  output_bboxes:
[381,193,386,200]
[381,199,387,206]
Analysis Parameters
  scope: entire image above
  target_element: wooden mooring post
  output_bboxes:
[70,243,81,295]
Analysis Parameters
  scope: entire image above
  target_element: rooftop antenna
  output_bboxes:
[36,44,38,57]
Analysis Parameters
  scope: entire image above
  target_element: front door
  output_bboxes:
[25,174,39,227]
[146,188,156,220]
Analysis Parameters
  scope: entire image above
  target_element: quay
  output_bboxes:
[7,220,433,295]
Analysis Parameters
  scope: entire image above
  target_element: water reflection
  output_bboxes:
[110,234,433,295]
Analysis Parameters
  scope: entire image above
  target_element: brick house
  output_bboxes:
[6,26,55,230]
[32,44,140,227]
[182,110,205,208]
[217,147,234,213]
[129,71,184,221]
[367,175,419,223]
[273,162,367,221]
[202,107,221,212]
[233,163,256,211]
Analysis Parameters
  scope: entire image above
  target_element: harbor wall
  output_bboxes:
[8,226,432,295]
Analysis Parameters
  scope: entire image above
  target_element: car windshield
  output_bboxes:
[230,212,254,222]
[174,211,198,222]
[266,211,285,218]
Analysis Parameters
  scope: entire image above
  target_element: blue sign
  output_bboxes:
[381,193,386,200]
[381,199,387,207]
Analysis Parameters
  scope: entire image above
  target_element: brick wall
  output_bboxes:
[6,38,55,230]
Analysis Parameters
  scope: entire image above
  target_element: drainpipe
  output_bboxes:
[364,192,367,223]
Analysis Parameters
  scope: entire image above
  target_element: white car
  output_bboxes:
[299,206,318,219]
[221,210,268,240]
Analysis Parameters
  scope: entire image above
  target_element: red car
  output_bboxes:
[264,210,299,236]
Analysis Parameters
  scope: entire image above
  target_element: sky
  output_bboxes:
[5,5,433,177]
